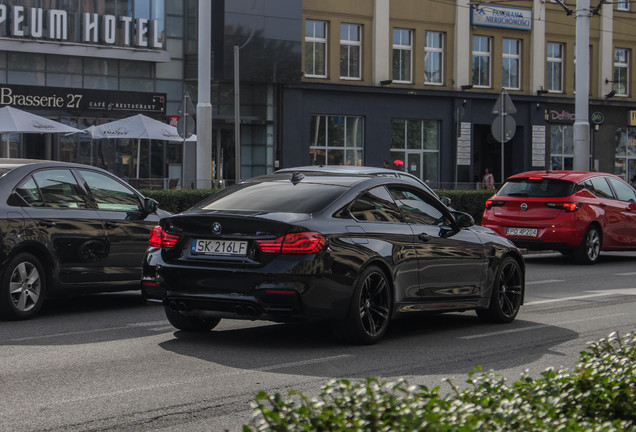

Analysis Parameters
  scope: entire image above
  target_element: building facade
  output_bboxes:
[1,0,635,189]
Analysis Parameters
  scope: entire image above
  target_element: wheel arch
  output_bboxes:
[1,242,56,291]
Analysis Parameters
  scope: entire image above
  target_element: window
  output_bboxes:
[31,169,90,209]
[340,23,362,80]
[547,42,564,92]
[614,127,636,182]
[388,187,448,226]
[425,31,444,85]
[305,20,328,78]
[310,115,364,165]
[392,28,412,83]
[349,187,403,223]
[613,48,629,96]
[79,170,143,211]
[550,125,573,170]
[391,119,440,187]
[607,177,636,202]
[502,39,520,90]
[472,36,491,87]
[617,0,629,11]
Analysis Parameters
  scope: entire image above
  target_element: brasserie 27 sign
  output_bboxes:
[0,84,166,115]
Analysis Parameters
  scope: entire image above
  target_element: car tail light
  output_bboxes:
[485,199,505,209]
[528,176,544,180]
[545,202,581,212]
[257,232,325,254]
[149,225,180,248]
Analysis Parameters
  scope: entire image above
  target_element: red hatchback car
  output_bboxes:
[481,170,636,264]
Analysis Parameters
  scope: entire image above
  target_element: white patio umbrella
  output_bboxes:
[0,106,83,157]
[84,114,196,178]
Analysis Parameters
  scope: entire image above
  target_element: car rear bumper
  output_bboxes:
[481,218,585,250]
[142,251,354,322]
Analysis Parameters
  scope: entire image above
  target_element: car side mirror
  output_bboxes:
[143,197,159,214]
[453,211,474,228]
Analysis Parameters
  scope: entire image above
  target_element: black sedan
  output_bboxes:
[142,172,525,344]
[0,159,169,320]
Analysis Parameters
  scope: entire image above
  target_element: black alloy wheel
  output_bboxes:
[164,303,221,332]
[477,256,523,323]
[333,265,392,345]
[0,253,46,320]
[574,225,601,265]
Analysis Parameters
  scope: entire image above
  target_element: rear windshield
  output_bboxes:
[192,181,348,213]
[498,178,576,198]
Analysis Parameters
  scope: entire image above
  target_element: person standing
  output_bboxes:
[482,168,495,190]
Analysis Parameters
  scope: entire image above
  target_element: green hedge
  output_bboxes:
[140,189,219,214]
[244,331,636,431]
[142,188,496,224]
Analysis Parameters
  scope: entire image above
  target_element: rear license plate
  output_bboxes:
[506,227,538,237]
[191,239,248,256]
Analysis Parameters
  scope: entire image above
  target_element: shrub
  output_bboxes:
[244,331,636,431]
[140,188,218,214]
[437,190,496,225]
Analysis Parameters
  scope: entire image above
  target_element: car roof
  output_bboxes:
[506,170,622,183]
[0,158,87,170]
[248,172,378,188]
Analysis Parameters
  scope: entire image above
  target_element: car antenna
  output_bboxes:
[290,172,305,185]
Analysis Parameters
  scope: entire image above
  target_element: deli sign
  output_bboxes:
[0,84,166,115]
[0,3,163,49]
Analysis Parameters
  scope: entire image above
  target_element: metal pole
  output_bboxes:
[573,0,590,170]
[500,90,505,184]
[234,44,241,184]
[196,0,212,188]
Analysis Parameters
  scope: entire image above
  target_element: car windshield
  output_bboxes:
[193,181,349,213]
[498,178,575,198]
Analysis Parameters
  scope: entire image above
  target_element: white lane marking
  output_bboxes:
[615,272,636,276]
[526,287,636,306]
[43,354,353,406]
[9,321,170,342]
[526,279,564,286]
[460,313,627,340]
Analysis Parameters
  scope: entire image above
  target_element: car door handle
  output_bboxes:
[38,220,56,227]
[418,233,431,242]
[105,222,119,229]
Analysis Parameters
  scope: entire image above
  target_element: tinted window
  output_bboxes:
[498,179,575,198]
[350,186,403,222]
[32,169,89,208]
[80,170,142,211]
[583,177,614,199]
[15,177,44,206]
[195,182,347,213]
[389,186,447,225]
[607,177,636,203]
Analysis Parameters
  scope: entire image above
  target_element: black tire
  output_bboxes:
[332,266,392,345]
[573,225,601,265]
[164,304,221,332]
[0,253,46,320]
[477,256,523,323]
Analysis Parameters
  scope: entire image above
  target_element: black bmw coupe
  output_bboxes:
[143,171,525,344]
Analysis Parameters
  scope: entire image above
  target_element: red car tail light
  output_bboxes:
[545,202,581,212]
[485,199,505,209]
[257,232,326,254]
[149,225,180,248]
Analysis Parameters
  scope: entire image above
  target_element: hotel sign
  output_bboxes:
[0,84,166,115]
[0,3,163,49]
[471,5,532,31]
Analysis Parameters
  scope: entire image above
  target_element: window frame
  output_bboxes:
[472,35,491,88]
[392,28,413,84]
[613,48,629,97]
[305,19,328,79]
[502,38,521,90]
[547,42,564,93]
[617,0,630,11]
[340,23,362,80]
[425,31,444,85]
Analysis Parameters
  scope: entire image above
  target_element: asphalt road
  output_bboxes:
[1,251,635,431]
